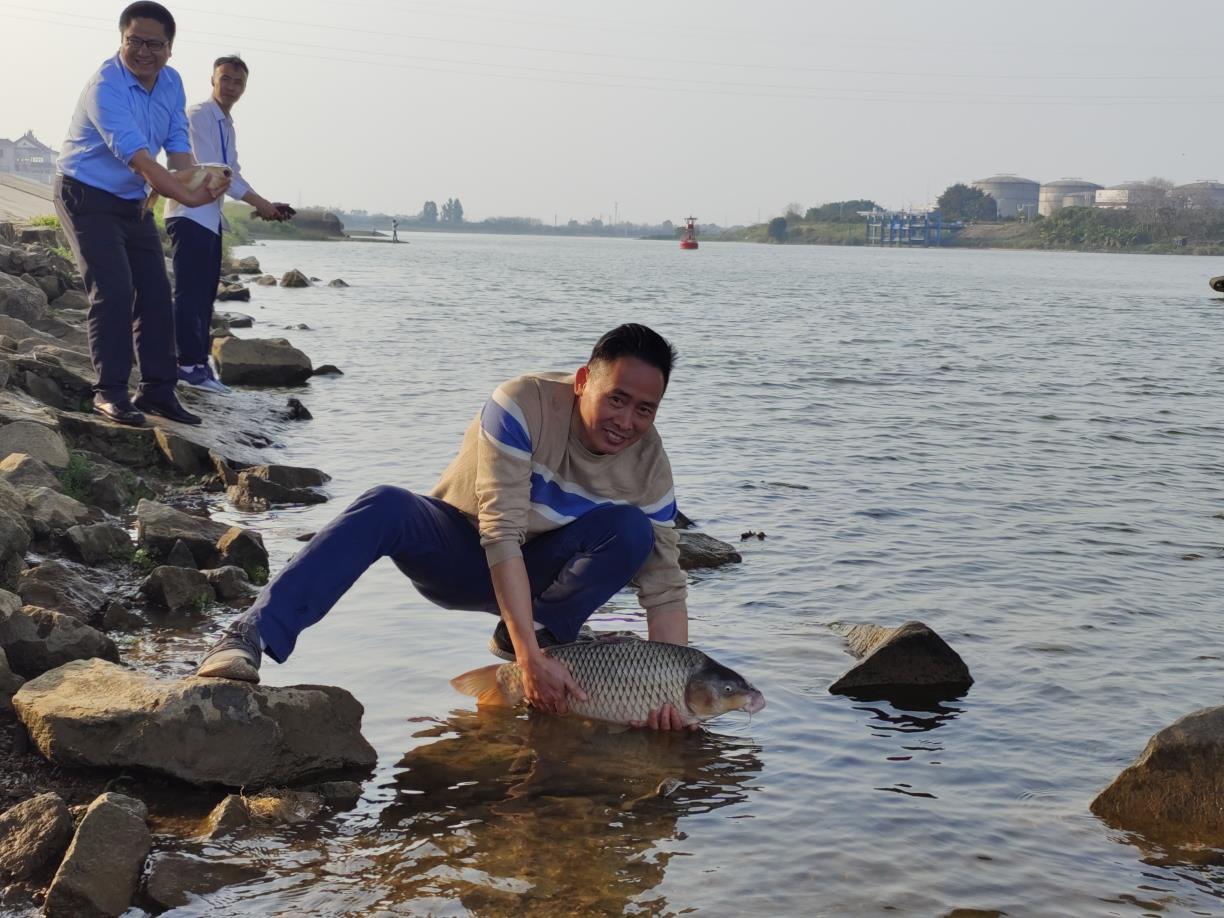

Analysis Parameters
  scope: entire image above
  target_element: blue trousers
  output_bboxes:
[247,485,656,663]
[166,217,222,367]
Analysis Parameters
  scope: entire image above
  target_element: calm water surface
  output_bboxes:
[170,235,1222,916]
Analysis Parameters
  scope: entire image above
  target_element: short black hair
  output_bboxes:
[589,324,678,388]
[119,2,176,42]
[213,54,249,75]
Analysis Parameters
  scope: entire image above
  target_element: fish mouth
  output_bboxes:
[742,690,766,715]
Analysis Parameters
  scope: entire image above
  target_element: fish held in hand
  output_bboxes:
[451,637,766,727]
[143,163,232,216]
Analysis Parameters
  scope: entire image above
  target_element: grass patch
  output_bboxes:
[131,547,158,573]
[58,452,92,503]
[29,215,60,228]
[246,564,269,586]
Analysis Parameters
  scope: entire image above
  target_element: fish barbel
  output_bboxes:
[451,637,765,726]
[143,163,232,216]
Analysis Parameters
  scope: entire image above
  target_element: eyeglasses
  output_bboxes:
[123,36,168,53]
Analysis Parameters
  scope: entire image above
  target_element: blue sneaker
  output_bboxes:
[179,364,231,396]
[203,361,233,396]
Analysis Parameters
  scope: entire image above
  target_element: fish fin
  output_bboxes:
[450,664,516,707]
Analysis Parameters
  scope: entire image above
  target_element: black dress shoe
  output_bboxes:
[133,393,202,425]
[92,396,145,426]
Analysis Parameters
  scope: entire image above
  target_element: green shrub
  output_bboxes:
[29,215,60,228]
[58,452,92,503]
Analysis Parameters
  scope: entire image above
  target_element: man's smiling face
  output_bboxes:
[573,356,666,455]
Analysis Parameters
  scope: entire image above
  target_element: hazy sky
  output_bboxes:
[5,0,1222,225]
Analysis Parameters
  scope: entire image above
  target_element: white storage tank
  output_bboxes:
[1038,178,1102,216]
[972,174,1039,219]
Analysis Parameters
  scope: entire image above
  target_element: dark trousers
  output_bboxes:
[53,175,176,401]
[166,216,221,367]
[246,486,656,663]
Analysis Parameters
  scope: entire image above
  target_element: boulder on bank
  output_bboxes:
[22,485,92,538]
[57,410,159,467]
[211,336,313,386]
[0,271,49,327]
[0,451,60,492]
[13,659,379,786]
[217,526,269,576]
[829,621,973,700]
[44,792,150,918]
[64,522,133,565]
[0,604,118,678]
[135,498,230,566]
[154,428,212,475]
[17,560,108,622]
[216,281,250,302]
[0,646,24,711]
[0,791,72,882]
[228,464,330,510]
[140,565,214,612]
[1091,706,1224,845]
[280,269,311,288]
[0,504,30,586]
[0,419,69,468]
[203,565,255,601]
[676,531,742,570]
[231,256,261,274]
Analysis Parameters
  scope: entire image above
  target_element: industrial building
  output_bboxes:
[971,174,1039,220]
[1170,180,1224,209]
[1038,178,1102,216]
[1093,181,1165,210]
[0,131,58,184]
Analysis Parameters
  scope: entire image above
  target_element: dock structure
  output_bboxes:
[866,211,943,247]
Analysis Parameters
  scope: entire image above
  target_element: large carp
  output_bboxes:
[143,163,232,216]
[451,637,765,727]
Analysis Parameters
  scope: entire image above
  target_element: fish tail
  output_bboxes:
[450,664,519,707]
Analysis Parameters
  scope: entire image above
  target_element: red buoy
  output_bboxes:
[680,215,699,250]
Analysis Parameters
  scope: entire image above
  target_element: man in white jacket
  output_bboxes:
[165,54,292,395]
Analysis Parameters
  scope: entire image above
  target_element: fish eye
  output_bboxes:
[722,683,734,694]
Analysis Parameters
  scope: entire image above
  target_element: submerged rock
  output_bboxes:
[676,531,742,570]
[198,794,250,839]
[0,791,72,882]
[829,621,973,700]
[14,659,379,786]
[246,788,325,825]
[1091,706,1224,845]
[145,851,263,909]
[44,792,150,918]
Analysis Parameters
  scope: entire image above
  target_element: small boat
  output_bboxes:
[680,215,699,250]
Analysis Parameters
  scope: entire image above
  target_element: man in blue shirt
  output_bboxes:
[55,1,229,427]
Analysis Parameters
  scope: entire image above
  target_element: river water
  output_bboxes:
[175,235,1222,916]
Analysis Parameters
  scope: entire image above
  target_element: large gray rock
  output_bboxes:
[44,792,150,918]
[17,560,108,622]
[74,451,151,512]
[0,271,49,326]
[135,498,230,566]
[56,410,160,467]
[154,428,212,475]
[0,646,24,712]
[0,792,72,882]
[140,565,214,612]
[829,621,973,699]
[0,605,118,678]
[11,355,93,412]
[0,451,61,492]
[22,485,92,538]
[14,660,378,786]
[0,419,69,468]
[211,336,313,386]
[1091,706,1224,845]
[677,531,742,570]
[64,522,133,565]
[144,851,263,910]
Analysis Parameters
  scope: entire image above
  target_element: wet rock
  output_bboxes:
[14,659,379,786]
[135,499,230,567]
[1091,706,1224,845]
[216,281,250,302]
[829,621,973,700]
[17,560,108,622]
[327,278,349,287]
[0,647,24,713]
[247,788,325,825]
[213,310,254,330]
[0,452,61,492]
[673,509,695,530]
[0,792,72,882]
[313,364,343,376]
[280,269,311,287]
[198,794,250,838]
[154,428,212,475]
[211,335,313,386]
[0,420,69,468]
[676,531,742,570]
[64,522,133,565]
[203,566,255,601]
[0,505,30,587]
[44,792,150,918]
[0,605,118,678]
[217,527,269,579]
[227,464,329,510]
[284,397,312,420]
[140,566,214,613]
[22,486,92,538]
[166,538,197,569]
[308,780,363,807]
[144,851,263,909]
[57,410,160,467]
[101,601,142,632]
[231,255,261,274]
[254,274,277,286]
